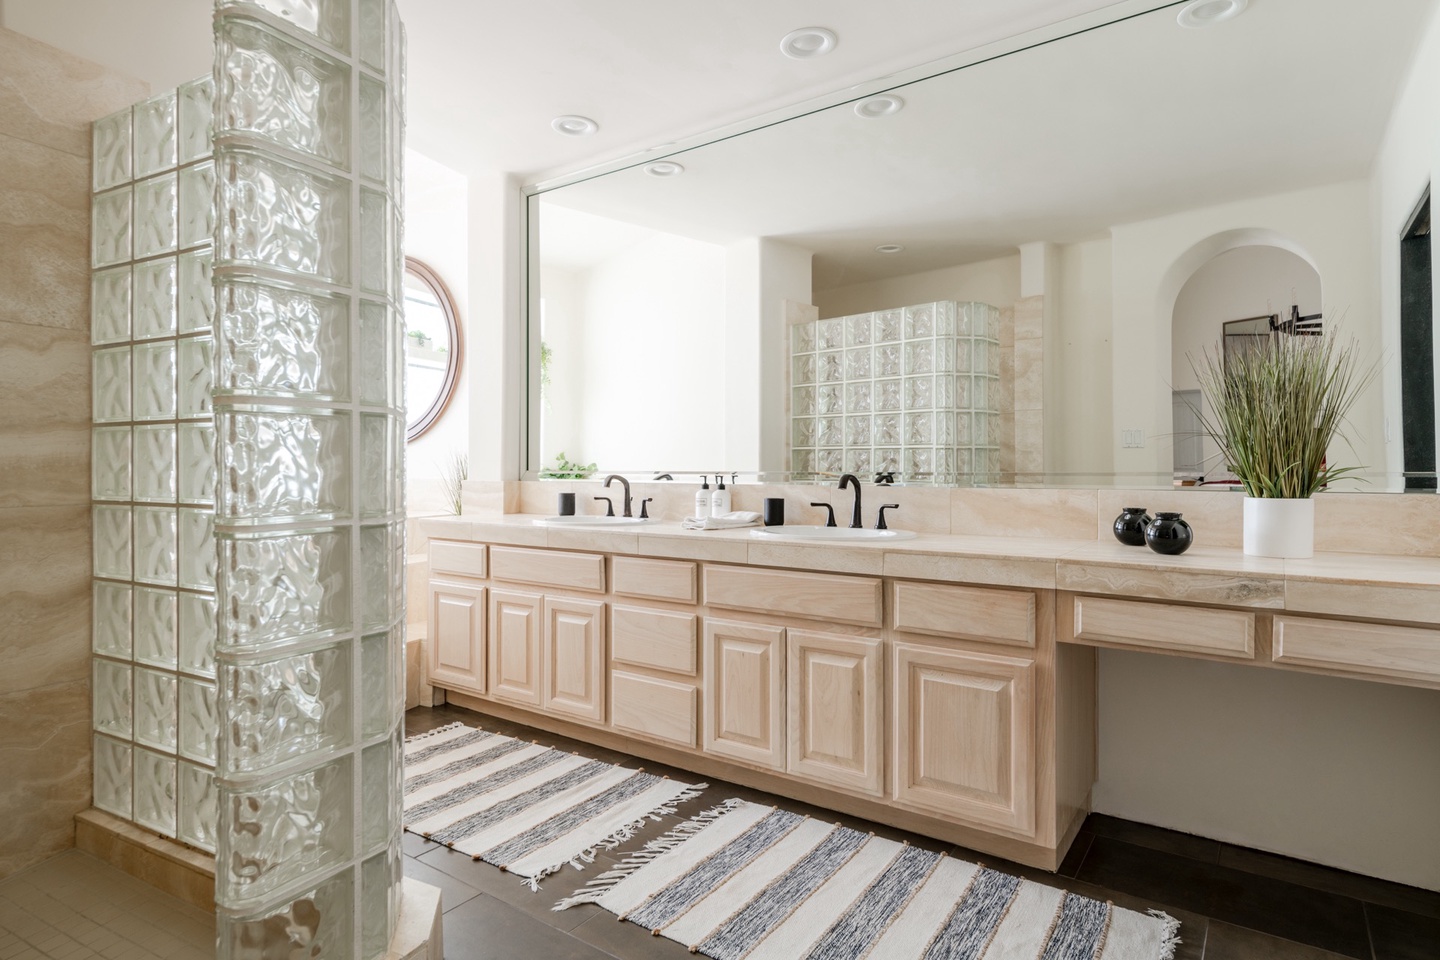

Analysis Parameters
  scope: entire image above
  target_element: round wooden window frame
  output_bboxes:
[404,256,463,442]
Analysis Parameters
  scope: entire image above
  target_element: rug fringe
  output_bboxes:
[1149,909,1183,960]
[403,721,470,745]
[553,797,746,911]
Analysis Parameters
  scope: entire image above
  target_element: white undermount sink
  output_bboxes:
[749,525,917,542]
[534,515,651,527]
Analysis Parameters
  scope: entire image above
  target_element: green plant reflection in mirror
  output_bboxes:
[404,257,463,442]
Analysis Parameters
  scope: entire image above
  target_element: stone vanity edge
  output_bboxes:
[415,515,1440,620]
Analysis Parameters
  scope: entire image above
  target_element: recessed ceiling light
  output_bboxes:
[551,115,598,136]
[644,161,685,178]
[855,95,905,119]
[875,244,905,254]
[780,27,837,60]
[1176,0,1248,28]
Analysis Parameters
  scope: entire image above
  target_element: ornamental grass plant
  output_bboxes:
[1190,333,1376,499]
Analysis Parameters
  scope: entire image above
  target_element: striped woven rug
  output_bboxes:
[556,799,1181,960]
[403,722,706,889]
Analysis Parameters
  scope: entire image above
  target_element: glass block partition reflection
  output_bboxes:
[211,2,408,958]
[790,301,1001,483]
[90,78,220,853]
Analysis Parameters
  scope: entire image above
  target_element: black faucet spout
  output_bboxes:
[838,473,863,529]
[603,474,633,517]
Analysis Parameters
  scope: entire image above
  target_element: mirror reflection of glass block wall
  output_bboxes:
[790,301,1001,483]
[90,77,220,854]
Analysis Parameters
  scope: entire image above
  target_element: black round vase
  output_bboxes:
[1112,506,1151,546]
[1145,512,1194,555]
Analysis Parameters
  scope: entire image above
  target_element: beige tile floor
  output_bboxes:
[0,850,213,960]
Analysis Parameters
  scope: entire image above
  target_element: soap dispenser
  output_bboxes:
[695,476,712,519]
[712,474,732,517]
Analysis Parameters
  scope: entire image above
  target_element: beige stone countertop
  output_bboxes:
[415,514,1440,613]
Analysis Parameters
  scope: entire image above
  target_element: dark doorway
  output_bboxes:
[1400,192,1434,490]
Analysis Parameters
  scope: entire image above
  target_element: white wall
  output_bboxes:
[403,150,469,507]
[1109,180,1380,484]
[538,264,585,465]
[548,232,727,471]
[813,255,1021,320]
[1168,245,1322,477]
[1372,1,1440,486]
[1096,650,1440,891]
[1050,237,1114,478]
[466,170,524,483]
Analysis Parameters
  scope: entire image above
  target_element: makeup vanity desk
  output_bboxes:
[416,515,1440,872]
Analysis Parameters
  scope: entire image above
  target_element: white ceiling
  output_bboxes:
[1,0,1141,181]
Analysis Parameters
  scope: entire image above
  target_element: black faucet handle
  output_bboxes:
[876,504,900,530]
[810,502,837,527]
[639,498,653,519]
[593,496,615,517]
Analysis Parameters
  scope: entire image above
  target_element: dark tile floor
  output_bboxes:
[404,704,1440,960]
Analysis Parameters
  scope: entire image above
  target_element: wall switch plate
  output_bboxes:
[1121,428,1146,448]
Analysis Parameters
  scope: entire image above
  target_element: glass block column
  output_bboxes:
[211,2,407,958]
[90,78,221,854]
[790,301,1001,484]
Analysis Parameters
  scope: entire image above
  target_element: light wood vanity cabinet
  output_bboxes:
[703,618,786,769]
[427,577,486,693]
[488,589,543,706]
[543,596,607,723]
[787,630,884,796]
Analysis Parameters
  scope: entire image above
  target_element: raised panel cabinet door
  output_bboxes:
[428,578,485,694]
[786,630,883,796]
[703,618,785,769]
[543,596,607,723]
[892,641,1036,837]
[488,589,543,706]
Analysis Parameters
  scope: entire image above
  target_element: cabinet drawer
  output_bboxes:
[893,581,1035,648]
[612,605,697,676]
[490,546,605,593]
[613,557,697,603]
[1274,616,1440,685]
[612,671,697,747]
[1070,595,1254,659]
[429,540,487,579]
[703,565,882,627]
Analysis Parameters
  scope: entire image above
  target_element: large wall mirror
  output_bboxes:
[404,257,463,442]
[526,0,1440,490]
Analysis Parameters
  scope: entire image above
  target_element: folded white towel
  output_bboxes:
[681,511,763,530]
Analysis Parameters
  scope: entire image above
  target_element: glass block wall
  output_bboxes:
[90,79,221,853]
[790,301,1001,483]
[211,1,407,957]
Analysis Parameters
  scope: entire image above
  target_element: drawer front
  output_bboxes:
[490,546,605,593]
[1071,595,1255,659]
[703,565,882,627]
[893,581,1036,647]
[611,672,698,747]
[1274,616,1440,685]
[429,540,487,579]
[613,557,697,603]
[612,605,698,676]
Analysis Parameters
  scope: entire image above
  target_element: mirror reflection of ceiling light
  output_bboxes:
[551,115,599,136]
[1176,0,1248,28]
[644,161,685,178]
[875,244,905,254]
[780,27,837,60]
[855,95,905,119]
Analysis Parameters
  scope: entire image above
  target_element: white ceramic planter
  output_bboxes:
[1243,496,1315,558]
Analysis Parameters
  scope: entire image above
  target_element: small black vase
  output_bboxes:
[1112,506,1151,546]
[1145,512,1194,555]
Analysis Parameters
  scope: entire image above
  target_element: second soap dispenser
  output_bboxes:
[711,474,731,516]
[695,476,712,519]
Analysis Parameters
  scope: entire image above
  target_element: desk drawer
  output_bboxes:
[429,540,487,579]
[612,605,698,675]
[1274,616,1440,685]
[611,672,697,747]
[703,565,882,627]
[1071,595,1255,659]
[490,546,605,593]
[893,581,1035,648]
[613,557,697,603]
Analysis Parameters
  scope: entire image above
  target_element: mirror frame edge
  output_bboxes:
[404,255,465,443]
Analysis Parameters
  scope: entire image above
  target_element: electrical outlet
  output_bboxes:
[1121,428,1146,449]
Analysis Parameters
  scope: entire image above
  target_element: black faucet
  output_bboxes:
[603,474,633,517]
[838,473,863,529]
